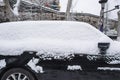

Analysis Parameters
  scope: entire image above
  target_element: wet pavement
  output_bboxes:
[38,70,120,80]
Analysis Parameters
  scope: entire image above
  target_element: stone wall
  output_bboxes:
[18,12,118,29]
[0,0,117,28]
[0,3,118,29]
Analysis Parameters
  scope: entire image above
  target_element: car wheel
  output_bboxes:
[1,68,35,80]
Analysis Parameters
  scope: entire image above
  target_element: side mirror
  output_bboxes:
[108,35,117,40]
[98,43,110,55]
[99,0,108,3]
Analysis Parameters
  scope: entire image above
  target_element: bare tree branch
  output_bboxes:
[4,0,21,16]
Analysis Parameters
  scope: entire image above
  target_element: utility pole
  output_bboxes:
[117,11,120,41]
[4,0,21,21]
[66,0,72,20]
[104,2,109,34]
[98,0,108,32]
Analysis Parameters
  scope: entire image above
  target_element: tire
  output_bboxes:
[1,68,35,80]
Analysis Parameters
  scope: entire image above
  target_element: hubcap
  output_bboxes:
[6,73,29,80]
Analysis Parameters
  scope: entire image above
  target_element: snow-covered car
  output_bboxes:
[0,21,120,80]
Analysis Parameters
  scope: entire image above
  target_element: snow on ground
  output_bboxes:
[0,21,119,59]
[0,59,6,69]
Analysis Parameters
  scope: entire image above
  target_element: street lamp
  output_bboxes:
[104,5,120,13]
[99,4,120,35]
[99,0,108,32]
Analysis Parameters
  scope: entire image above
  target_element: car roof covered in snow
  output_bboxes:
[0,21,114,56]
[0,21,109,41]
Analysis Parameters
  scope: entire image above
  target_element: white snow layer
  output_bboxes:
[27,58,44,73]
[0,0,3,2]
[0,0,4,6]
[0,21,119,57]
[109,60,120,64]
[98,67,120,71]
[12,0,21,16]
[0,59,6,69]
[67,65,82,70]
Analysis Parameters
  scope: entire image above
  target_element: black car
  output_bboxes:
[0,21,120,80]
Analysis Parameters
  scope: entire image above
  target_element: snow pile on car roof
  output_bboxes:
[0,21,115,56]
[0,21,106,41]
[0,38,100,56]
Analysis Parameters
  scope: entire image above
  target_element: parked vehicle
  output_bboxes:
[0,21,120,80]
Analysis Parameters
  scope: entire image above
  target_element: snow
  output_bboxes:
[0,0,3,2]
[0,38,102,56]
[0,21,113,56]
[109,60,120,64]
[67,65,82,70]
[0,21,120,67]
[0,0,4,6]
[27,58,44,73]
[22,0,59,13]
[0,21,109,42]
[0,21,120,62]
[22,0,38,6]
[0,59,6,69]
[106,29,117,36]
[107,41,120,55]
[12,0,21,16]
[98,67,120,71]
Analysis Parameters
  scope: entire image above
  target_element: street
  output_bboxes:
[39,70,120,80]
